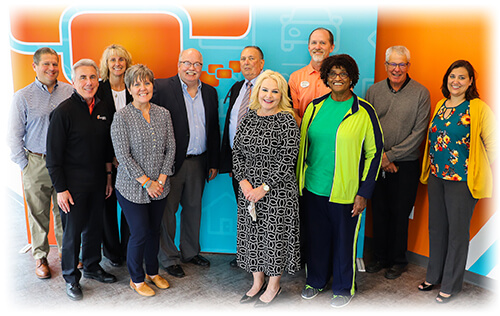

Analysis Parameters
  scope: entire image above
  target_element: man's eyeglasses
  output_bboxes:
[179,61,203,68]
[385,62,409,70]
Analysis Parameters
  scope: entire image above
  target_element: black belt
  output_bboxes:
[186,152,206,159]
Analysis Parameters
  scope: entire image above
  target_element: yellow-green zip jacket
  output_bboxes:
[297,93,384,203]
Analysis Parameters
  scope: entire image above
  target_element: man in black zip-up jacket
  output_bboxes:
[46,59,115,301]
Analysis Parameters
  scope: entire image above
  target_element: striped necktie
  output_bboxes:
[236,81,252,128]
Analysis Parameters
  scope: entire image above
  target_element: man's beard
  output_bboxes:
[311,50,325,63]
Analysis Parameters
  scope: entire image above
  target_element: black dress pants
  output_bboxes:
[102,170,129,263]
[59,189,105,284]
[371,159,420,266]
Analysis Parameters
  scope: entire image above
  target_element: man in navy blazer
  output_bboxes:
[220,46,264,267]
[152,48,220,278]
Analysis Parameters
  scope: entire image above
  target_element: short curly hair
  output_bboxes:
[320,54,359,89]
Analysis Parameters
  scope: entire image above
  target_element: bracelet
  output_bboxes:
[144,180,152,189]
[106,171,112,175]
[141,177,151,188]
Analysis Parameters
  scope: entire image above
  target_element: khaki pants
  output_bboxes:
[22,152,63,259]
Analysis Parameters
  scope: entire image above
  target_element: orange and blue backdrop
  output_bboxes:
[8,4,496,281]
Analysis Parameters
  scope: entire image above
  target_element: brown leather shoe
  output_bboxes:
[35,258,51,279]
[146,274,170,289]
[130,280,155,297]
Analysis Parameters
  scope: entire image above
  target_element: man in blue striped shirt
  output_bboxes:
[8,47,74,279]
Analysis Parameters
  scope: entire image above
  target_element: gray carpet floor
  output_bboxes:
[2,189,496,315]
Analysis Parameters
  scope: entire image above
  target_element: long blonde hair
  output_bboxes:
[249,70,295,116]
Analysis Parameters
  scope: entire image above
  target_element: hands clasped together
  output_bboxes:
[239,179,267,203]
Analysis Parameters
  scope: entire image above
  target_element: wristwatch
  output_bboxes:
[158,180,164,186]
[262,183,270,192]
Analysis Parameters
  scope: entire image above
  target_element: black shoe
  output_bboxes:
[229,258,237,268]
[165,264,185,278]
[254,287,282,308]
[109,258,123,267]
[66,283,83,301]
[83,269,117,283]
[384,264,406,279]
[240,282,267,304]
[418,281,434,291]
[365,260,389,273]
[186,255,210,267]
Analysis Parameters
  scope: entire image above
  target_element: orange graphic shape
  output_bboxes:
[208,64,224,74]
[217,69,232,79]
[185,5,250,37]
[200,72,218,87]
[70,13,181,79]
[10,6,65,43]
[228,60,241,73]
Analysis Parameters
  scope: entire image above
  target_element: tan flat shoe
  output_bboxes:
[130,280,155,296]
[146,274,170,289]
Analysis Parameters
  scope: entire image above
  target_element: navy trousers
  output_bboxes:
[303,189,361,296]
[116,190,167,283]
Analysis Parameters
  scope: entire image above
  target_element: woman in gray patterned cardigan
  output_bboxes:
[111,64,176,297]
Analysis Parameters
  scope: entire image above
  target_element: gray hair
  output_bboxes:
[124,64,155,90]
[385,46,411,62]
[178,48,203,62]
[71,59,99,81]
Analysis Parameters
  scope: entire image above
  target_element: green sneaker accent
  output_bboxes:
[301,285,323,300]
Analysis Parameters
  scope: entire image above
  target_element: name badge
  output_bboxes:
[97,115,107,120]
[300,81,310,88]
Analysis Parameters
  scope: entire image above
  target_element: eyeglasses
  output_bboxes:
[328,72,349,79]
[179,61,203,68]
[385,62,409,70]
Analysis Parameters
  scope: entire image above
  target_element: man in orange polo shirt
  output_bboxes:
[288,27,335,118]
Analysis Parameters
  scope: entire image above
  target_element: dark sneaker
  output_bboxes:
[83,268,117,283]
[365,260,388,273]
[330,294,353,308]
[384,264,406,279]
[301,284,323,299]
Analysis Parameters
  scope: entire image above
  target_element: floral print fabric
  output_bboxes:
[428,100,470,181]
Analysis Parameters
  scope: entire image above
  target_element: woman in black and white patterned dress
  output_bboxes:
[232,70,300,307]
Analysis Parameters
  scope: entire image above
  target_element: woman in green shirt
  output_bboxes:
[296,54,383,308]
